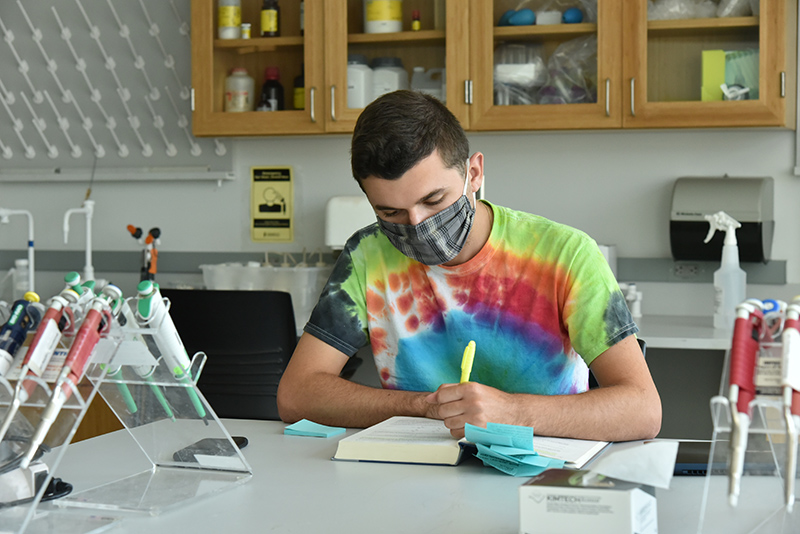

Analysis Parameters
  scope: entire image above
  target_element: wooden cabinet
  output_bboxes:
[191,0,796,136]
[622,1,795,128]
[468,0,622,130]
[469,0,796,131]
[191,0,466,136]
[191,0,325,136]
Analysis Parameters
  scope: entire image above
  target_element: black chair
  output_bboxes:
[588,337,647,389]
[160,289,297,420]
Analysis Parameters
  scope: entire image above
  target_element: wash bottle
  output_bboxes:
[704,211,746,329]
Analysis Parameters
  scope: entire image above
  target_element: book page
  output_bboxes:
[342,417,454,446]
[533,436,609,468]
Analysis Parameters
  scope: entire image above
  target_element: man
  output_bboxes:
[277,91,661,441]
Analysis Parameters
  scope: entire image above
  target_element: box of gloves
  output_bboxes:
[519,468,657,534]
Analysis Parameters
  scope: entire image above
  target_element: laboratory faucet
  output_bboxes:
[63,199,95,282]
[0,208,35,293]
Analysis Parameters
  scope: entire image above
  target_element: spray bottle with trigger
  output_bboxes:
[704,211,747,330]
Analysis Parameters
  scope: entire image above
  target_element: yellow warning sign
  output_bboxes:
[251,166,293,242]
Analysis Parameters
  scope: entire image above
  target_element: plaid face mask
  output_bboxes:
[377,166,475,265]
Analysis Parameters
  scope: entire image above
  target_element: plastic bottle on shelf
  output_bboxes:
[218,0,241,39]
[347,54,373,109]
[261,0,280,37]
[257,67,285,111]
[704,211,747,330]
[224,68,254,112]
[411,66,444,101]
[363,0,402,34]
[293,68,305,110]
[371,57,408,102]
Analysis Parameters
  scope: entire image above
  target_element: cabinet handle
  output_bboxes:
[309,87,316,123]
[330,85,337,122]
[464,80,473,105]
[630,78,636,117]
[781,72,786,98]
[605,78,610,117]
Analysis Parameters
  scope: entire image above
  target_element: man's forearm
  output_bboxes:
[278,371,431,428]
[512,384,662,441]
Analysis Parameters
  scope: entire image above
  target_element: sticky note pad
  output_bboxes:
[284,419,346,438]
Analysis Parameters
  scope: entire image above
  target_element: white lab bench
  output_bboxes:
[635,315,732,351]
[636,315,731,440]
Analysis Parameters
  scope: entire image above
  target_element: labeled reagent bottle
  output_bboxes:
[261,0,280,36]
[257,67,285,111]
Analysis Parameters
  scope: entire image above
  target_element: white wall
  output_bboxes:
[1,128,798,298]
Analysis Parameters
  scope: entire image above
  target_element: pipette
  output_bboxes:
[117,297,175,421]
[781,297,800,511]
[727,298,764,507]
[19,285,123,469]
[135,280,206,420]
[0,288,78,444]
[0,291,44,376]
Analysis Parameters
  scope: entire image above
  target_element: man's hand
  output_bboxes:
[425,382,516,438]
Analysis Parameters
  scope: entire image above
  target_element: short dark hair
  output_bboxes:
[350,90,469,183]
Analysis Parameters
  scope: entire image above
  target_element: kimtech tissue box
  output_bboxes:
[519,468,657,534]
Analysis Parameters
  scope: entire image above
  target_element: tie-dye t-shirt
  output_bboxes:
[305,201,637,395]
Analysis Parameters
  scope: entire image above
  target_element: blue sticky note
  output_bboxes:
[476,451,521,476]
[284,419,346,438]
[465,423,514,447]
[486,422,534,450]
[489,444,539,457]
[511,463,550,477]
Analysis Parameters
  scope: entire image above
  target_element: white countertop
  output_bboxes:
[635,315,732,351]
[28,420,797,534]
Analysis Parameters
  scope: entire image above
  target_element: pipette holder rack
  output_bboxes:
[699,341,800,534]
[0,306,252,534]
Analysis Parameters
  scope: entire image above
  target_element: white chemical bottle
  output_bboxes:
[704,211,746,330]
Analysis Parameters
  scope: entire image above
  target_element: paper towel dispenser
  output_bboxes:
[325,196,376,250]
[670,176,774,263]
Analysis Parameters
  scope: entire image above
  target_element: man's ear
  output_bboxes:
[468,152,485,195]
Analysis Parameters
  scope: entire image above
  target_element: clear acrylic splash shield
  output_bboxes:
[55,311,253,515]
[699,342,800,534]
[0,328,123,534]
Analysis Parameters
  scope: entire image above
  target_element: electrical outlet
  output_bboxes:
[674,264,699,278]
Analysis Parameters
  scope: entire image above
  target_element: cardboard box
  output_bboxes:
[519,469,657,534]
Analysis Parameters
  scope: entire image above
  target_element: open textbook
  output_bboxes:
[332,416,608,468]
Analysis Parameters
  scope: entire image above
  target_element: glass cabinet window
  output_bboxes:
[344,0,448,110]
[646,0,760,103]
[491,0,599,107]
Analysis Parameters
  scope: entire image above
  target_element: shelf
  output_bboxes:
[648,16,759,33]
[493,23,597,38]
[347,29,446,45]
[214,36,305,54]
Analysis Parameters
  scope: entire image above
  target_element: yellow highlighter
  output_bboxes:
[460,340,476,383]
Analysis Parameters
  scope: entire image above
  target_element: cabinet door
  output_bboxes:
[468,0,622,131]
[191,0,325,136]
[324,0,467,133]
[622,0,793,128]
